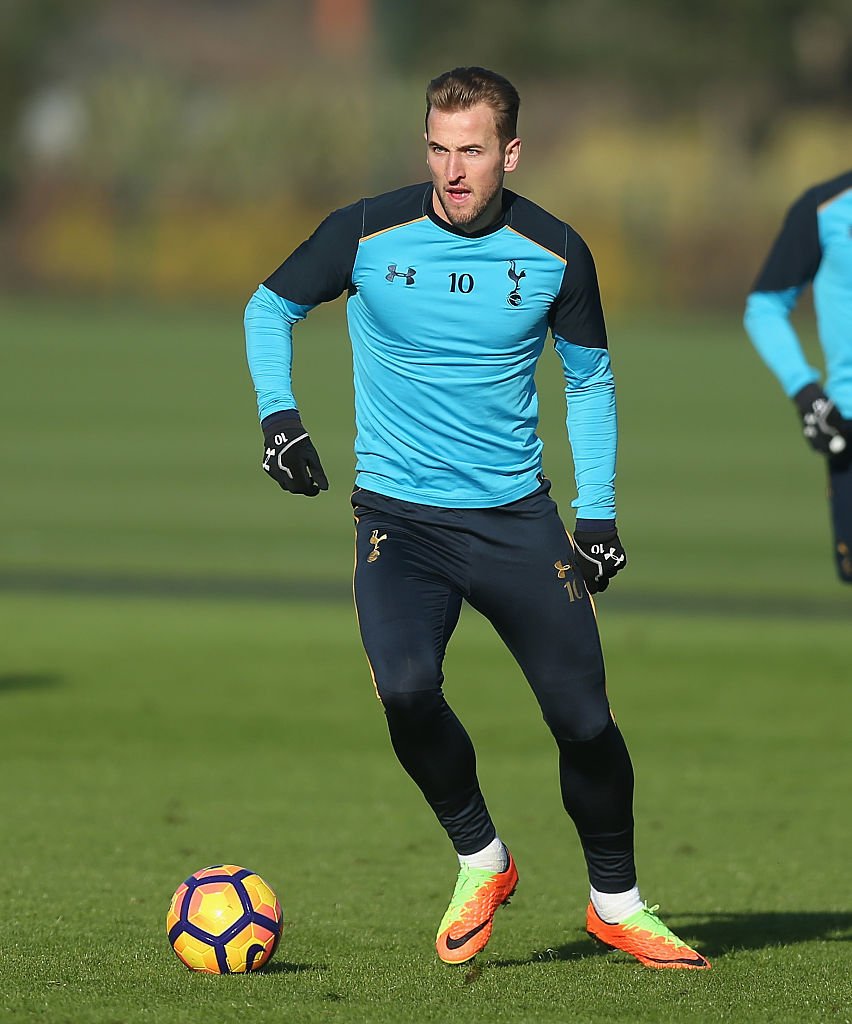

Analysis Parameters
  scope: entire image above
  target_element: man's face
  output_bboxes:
[426,103,520,233]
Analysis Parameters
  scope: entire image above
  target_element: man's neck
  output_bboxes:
[431,188,504,236]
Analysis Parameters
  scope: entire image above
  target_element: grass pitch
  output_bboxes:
[1,296,850,1023]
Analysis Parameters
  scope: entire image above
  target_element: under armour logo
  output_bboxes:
[555,559,583,601]
[263,446,294,479]
[589,542,625,567]
[803,397,837,440]
[507,260,526,306]
[367,530,388,562]
[386,264,416,285]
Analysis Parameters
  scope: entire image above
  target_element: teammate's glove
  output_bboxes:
[572,521,627,594]
[794,383,848,455]
[261,410,328,496]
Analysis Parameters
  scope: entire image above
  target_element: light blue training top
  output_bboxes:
[744,169,852,416]
[245,183,618,518]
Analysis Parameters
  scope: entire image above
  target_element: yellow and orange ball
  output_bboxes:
[166,864,282,973]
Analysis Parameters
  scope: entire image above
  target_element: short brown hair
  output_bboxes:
[425,67,520,144]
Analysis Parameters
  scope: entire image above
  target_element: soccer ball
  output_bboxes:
[166,864,283,973]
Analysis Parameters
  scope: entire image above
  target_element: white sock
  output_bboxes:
[458,836,508,873]
[590,885,643,924]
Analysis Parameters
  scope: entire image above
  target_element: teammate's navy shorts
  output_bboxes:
[352,481,611,743]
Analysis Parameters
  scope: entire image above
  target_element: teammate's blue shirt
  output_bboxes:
[245,182,617,517]
[744,169,852,416]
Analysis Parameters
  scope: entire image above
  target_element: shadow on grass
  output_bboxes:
[0,671,62,693]
[263,961,327,975]
[488,910,852,968]
[681,910,852,956]
[3,568,851,622]
[489,937,608,969]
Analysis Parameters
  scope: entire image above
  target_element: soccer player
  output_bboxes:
[245,67,710,969]
[744,171,852,582]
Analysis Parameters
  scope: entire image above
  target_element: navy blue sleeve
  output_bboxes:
[246,199,363,423]
[263,199,364,304]
[744,189,823,398]
[549,228,608,350]
[751,190,821,292]
[548,229,615,520]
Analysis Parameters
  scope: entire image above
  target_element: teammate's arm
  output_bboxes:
[742,191,845,453]
[244,201,362,494]
[551,228,626,592]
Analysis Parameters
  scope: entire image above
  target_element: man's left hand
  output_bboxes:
[794,383,848,455]
[572,522,627,594]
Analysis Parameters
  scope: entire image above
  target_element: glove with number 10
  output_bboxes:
[794,383,848,455]
[261,410,329,496]
[572,521,627,594]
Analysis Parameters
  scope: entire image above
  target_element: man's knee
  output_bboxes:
[368,640,443,701]
[379,687,449,741]
[538,677,611,743]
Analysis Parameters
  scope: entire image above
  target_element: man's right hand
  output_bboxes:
[261,410,329,496]
[794,383,848,455]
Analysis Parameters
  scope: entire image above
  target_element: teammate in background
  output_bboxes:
[245,67,710,969]
[744,171,852,582]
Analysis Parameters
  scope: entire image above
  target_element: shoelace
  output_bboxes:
[627,903,684,947]
[450,866,490,904]
[444,866,506,927]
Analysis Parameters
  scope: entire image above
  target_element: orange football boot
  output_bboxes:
[435,852,519,964]
[586,902,711,969]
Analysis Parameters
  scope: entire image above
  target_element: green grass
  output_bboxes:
[1,295,850,1023]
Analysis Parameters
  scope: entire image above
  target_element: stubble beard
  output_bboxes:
[436,177,502,231]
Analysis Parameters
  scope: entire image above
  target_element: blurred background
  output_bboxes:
[3,0,852,309]
[4,0,852,607]
[2,6,851,1018]
[3,0,852,594]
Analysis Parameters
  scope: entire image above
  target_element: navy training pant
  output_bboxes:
[352,482,636,893]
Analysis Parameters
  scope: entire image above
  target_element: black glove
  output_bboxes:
[572,521,627,594]
[794,383,848,455]
[261,410,328,496]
